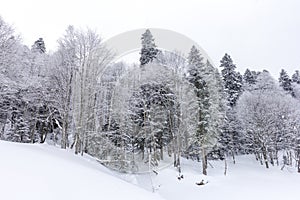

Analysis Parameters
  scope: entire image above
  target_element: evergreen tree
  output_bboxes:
[139,29,159,66]
[219,54,243,162]
[129,83,176,166]
[205,61,227,160]
[219,54,243,107]
[187,46,211,175]
[32,38,46,53]
[243,69,259,91]
[279,69,294,96]
[292,70,300,84]
[243,69,256,84]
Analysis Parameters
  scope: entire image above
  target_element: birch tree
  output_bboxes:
[50,26,112,153]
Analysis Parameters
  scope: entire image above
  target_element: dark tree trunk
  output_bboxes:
[224,158,227,176]
[232,150,236,164]
[202,148,207,175]
[269,152,274,166]
[298,158,300,173]
[262,146,269,169]
[0,123,4,139]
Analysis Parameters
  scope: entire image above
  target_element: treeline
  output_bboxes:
[1,16,300,174]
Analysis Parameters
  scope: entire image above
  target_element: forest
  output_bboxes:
[1,15,300,175]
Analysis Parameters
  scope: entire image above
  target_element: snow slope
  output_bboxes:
[1,140,300,200]
[116,155,300,200]
[0,141,163,200]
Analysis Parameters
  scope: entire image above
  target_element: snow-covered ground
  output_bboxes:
[152,157,300,200]
[0,141,162,200]
[1,140,300,200]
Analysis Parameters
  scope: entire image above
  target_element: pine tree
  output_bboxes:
[279,69,294,96]
[219,53,243,107]
[205,61,227,160]
[219,54,243,163]
[243,69,259,91]
[129,83,176,166]
[139,29,159,66]
[31,38,46,53]
[292,70,300,84]
[244,68,256,84]
[187,46,211,175]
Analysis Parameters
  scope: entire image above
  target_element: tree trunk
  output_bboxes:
[202,148,207,175]
[224,158,227,176]
[255,152,259,161]
[141,144,145,160]
[262,146,269,169]
[61,72,73,149]
[298,157,300,173]
[74,133,81,154]
[258,153,263,165]
[61,115,69,149]
[40,131,47,143]
[177,154,181,173]
[232,150,236,164]
[29,121,36,143]
[269,152,274,166]
[289,151,293,166]
[0,123,4,139]
[173,140,179,167]
[275,150,279,166]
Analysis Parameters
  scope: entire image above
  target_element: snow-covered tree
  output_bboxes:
[219,54,243,162]
[0,16,59,144]
[237,71,299,168]
[219,53,243,107]
[292,82,300,100]
[186,46,222,175]
[139,29,159,66]
[279,69,294,96]
[202,61,227,160]
[129,82,177,167]
[50,26,112,154]
[292,70,300,84]
[31,38,46,53]
[0,16,23,81]
[49,26,79,149]
[243,68,258,91]
[107,60,198,173]
[0,16,19,139]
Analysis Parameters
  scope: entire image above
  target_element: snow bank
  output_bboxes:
[0,141,162,200]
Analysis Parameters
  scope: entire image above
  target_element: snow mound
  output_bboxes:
[0,141,163,200]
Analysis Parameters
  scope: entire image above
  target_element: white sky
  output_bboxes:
[0,0,299,78]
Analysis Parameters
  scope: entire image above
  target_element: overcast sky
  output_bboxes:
[0,0,299,78]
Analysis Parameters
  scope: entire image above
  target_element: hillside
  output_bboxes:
[0,141,162,200]
[1,141,300,200]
